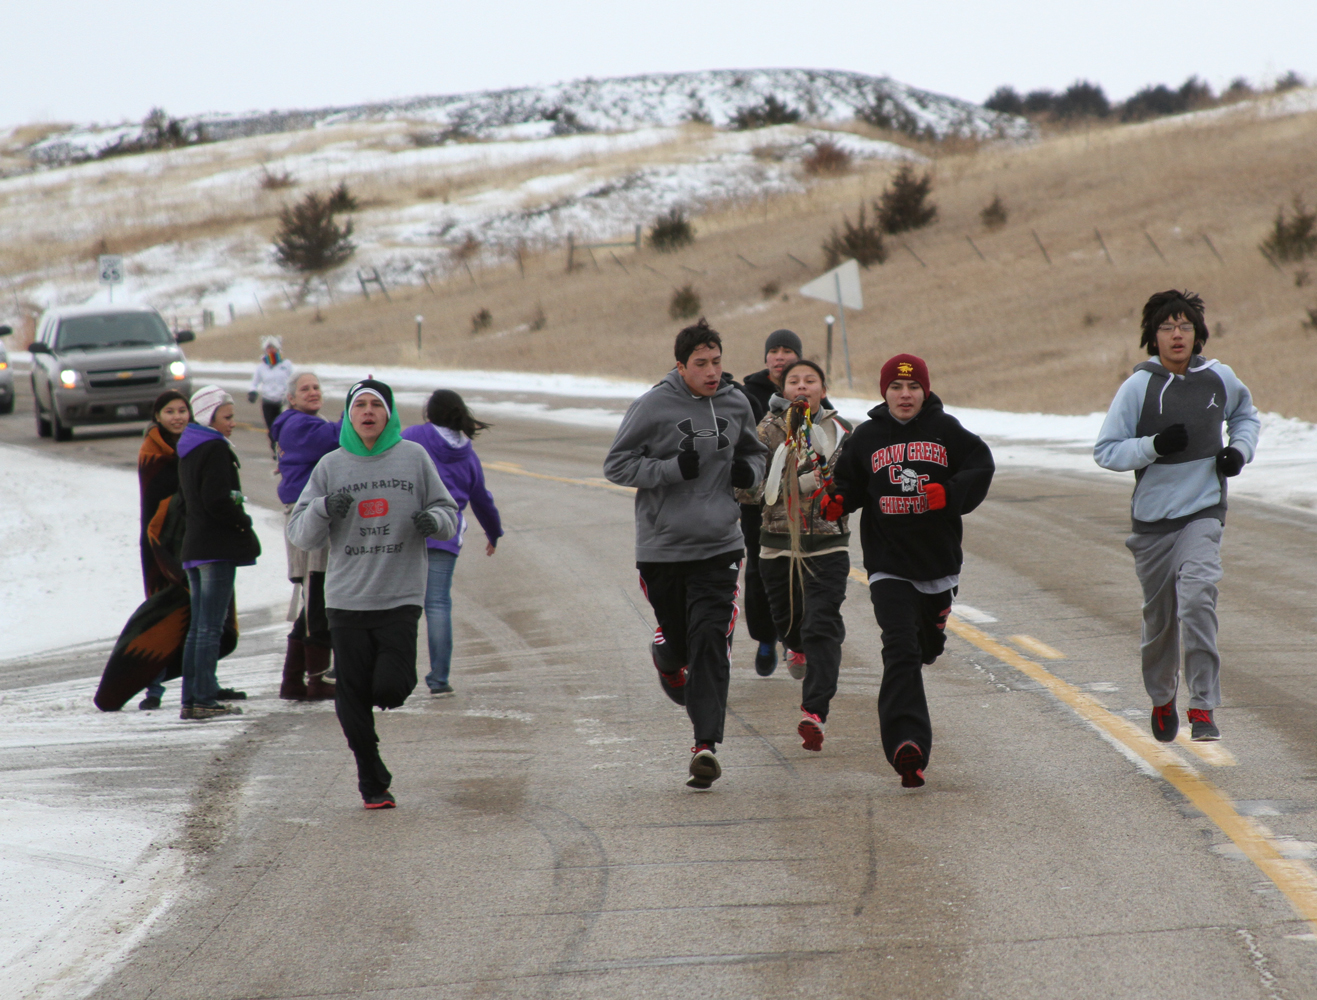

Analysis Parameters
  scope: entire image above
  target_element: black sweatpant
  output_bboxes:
[327,605,422,797]
[739,504,776,645]
[289,570,331,647]
[261,399,282,453]
[637,549,742,746]
[759,550,849,722]
[869,579,953,771]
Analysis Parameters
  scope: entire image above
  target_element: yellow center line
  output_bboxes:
[485,460,636,495]
[1008,634,1066,660]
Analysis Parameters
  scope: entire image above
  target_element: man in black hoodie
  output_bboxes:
[737,329,802,677]
[605,319,767,791]
[825,354,994,788]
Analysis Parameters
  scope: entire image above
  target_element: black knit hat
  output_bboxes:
[346,378,394,417]
[764,328,803,358]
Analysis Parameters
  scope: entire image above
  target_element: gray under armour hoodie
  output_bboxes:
[604,370,767,562]
[1094,354,1260,533]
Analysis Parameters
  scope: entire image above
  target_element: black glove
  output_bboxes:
[247,391,258,404]
[412,509,440,536]
[677,449,700,481]
[729,459,755,489]
[1216,446,1245,477]
[1153,423,1188,456]
[325,492,353,519]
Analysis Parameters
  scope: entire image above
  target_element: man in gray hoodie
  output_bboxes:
[1095,290,1260,744]
[605,319,768,790]
[288,378,459,809]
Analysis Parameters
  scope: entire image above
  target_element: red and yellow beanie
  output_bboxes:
[880,354,930,395]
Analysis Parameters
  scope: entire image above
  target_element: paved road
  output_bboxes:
[3,377,1316,999]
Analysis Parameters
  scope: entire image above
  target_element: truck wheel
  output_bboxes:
[52,408,73,442]
[0,396,13,415]
[35,400,51,438]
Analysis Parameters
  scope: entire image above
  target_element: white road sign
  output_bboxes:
[798,258,862,310]
[98,255,124,285]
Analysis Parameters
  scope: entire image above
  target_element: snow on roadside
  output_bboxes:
[0,442,292,660]
[189,362,1316,513]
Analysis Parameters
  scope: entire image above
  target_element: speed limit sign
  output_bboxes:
[98,255,124,285]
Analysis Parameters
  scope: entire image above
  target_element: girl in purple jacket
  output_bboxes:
[401,390,504,696]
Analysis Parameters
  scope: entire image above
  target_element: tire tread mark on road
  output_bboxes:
[727,706,797,776]
[853,795,877,916]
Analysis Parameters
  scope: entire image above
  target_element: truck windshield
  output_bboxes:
[55,313,173,350]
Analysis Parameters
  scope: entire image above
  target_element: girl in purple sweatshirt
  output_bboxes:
[401,390,503,696]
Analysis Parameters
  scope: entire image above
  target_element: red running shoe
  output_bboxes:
[363,791,396,810]
[785,649,807,680]
[1151,699,1178,743]
[651,640,688,706]
[1187,708,1220,741]
[798,710,824,752]
[893,740,925,788]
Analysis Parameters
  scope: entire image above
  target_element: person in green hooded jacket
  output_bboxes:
[288,378,460,809]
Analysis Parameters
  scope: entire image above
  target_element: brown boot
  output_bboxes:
[279,638,308,700]
[304,643,336,700]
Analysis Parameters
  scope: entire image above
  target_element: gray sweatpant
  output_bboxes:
[1125,518,1224,710]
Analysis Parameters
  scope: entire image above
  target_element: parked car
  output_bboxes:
[0,324,13,414]
[29,304,194,441]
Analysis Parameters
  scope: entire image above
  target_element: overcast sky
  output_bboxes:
[3,0,1312,126]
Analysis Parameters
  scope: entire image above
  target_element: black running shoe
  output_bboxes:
[138,696,161,711]
[651,641,688,706]
[754,641,778,677]
[214,688,247,700]
[363,790,396,810]
[893,740,925,788]
[429,683,455,697]
[185,703,243,721]
[687,743,721,790]
[1188,708,1220,741]
[1151,699,1178,743]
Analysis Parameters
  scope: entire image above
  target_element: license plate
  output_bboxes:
[117,405,139,418]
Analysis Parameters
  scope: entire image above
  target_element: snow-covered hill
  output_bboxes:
[24,69,1028,166]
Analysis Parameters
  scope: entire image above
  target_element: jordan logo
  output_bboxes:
[677,416,730,451]
[1206,393,1218,409]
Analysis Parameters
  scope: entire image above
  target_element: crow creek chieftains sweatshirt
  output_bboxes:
[604,370,767,563]
[287,440,459,611]
[1094,354,1260,533]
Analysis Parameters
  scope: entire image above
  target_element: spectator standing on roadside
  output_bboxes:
[736,329,803,677]
[1094,290,1259,743]
[604,319,767,791]
[177,385,262,720]
[736,360,852,752]
[133,389,192,710]
[288,379,459,809]
[401,389,503,698]
[271,370,341,701]
[249,336,294,455]
[824,355,994,788]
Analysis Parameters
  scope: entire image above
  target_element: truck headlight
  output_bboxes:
[168,360,188,380]
[59,369,81,389]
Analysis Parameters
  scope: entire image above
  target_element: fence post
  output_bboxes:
[1143,230,1168,264]
[357,271,371,300]
[634,224,642,250]
[965,235,987,262]
[1095,229,1115,266]
[1031,229,1053,266]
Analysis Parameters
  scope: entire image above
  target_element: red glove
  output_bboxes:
[820,493,846,521]
[923,482,946,510]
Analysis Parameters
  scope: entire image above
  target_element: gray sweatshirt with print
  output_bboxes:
[287,440,459,610]
[604,370,767,562]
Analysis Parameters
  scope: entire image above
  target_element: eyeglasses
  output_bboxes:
[1158,322,1195,335]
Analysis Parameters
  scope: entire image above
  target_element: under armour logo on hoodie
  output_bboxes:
[677,416,730,451]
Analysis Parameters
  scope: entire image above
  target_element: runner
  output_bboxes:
[604,318,767,790]
[287,378,459,809]
[735,360,852,751]
[248,336,294,455]
[402,389,504,698]
[736,329,802,677]
[824,355,994,787]
[1094,290,1259,742]
[271,370,341,701]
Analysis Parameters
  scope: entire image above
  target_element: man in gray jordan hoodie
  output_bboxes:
[288,378,459,809]
[1095,290,1260,745]
[604,319,767,790]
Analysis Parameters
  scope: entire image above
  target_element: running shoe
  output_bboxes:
[785,649,807,680]
[651,641,688,706]
[1151,699,1178,743]
[687,743,721,790]
[184,703,244,721]
[214,688,247,700]
[798,710,824,752]
[1187,708,1220,741]
[754,641,778,677]
[363,791,396,810]
[429,683,455,698]
[138,696,161,711]
[893,740,925,788]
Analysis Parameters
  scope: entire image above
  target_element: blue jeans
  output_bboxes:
[423,549,457,689]
[182,562,236,707]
